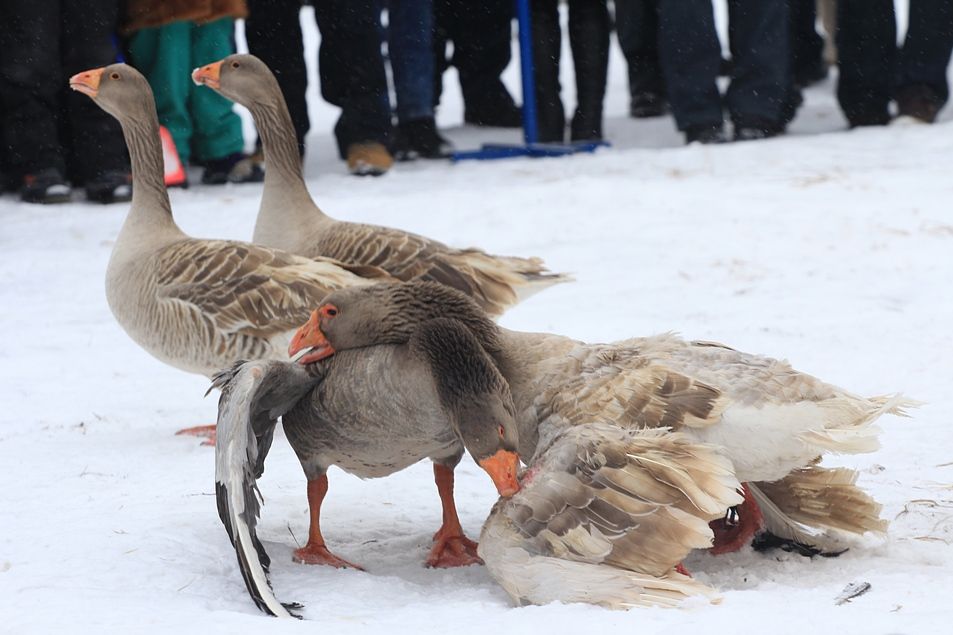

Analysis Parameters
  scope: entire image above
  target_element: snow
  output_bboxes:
[3,8,953,634]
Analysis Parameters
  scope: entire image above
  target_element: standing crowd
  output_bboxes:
[1,0,951,204]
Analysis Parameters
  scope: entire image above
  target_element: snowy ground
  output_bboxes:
[3,9,953,635]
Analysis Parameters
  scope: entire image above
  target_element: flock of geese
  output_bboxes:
[68,55,912,619]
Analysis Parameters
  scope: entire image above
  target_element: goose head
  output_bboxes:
[288,281,500,364]
[69,63,155,123]
[192,54,280,109]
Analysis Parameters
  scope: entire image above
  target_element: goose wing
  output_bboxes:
[504,424,742,576]
[315,222,570,316]
[156,239,393,339]
[213,359,323,618]
[537,341,729,432]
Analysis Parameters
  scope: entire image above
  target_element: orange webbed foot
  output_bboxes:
[293,543,365,570]
[175,424,216,446]
[427,532,482,568]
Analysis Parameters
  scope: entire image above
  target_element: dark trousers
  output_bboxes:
[245,0,391,158]
[836,0,896,125]
[790,0,825,84]
[838,0,953,124]
[657,0,791,131]
[0,0,127,183]
[615,0,665,99]
[388,0,435,123]
[433,0,514,112]
[530,0,609,142]
[898,0,953,107]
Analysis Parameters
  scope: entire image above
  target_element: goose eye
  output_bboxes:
[110,72,120,80]
[321,305,338,318]
[231,61,240,68]
[497,425,505,438]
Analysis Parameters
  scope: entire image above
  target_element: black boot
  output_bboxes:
[530,0,565,143]
[568,0,609,142]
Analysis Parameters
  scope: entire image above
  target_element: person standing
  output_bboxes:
[432,0,522,128]
[836,0,953,126]
[530,0,610,143]
[656,0,795,143]
[245,0,394,176]
[0,0,131,204]
[388,0,454,160]
[124,0,262,186]
[895,0,953,123]
[615,0,668,118]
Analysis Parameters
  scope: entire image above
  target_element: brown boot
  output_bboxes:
[346,142,393,176]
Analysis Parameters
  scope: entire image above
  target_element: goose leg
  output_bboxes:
[293,475,365,569]
[175,424,217,446]
[709,483,765,554]
[427,463,482,568]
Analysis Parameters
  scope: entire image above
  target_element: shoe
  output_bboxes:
[733,118,784,142]
[20,168,71,204]
[200,152,265,185]
[86,170,132,204]
[896,84,941,124]
[393,118,454,161]
[629,92,669,118]
[464,100,523,128]
[346,142,393,176]
[847,113,890,128]
[684,123,727,145]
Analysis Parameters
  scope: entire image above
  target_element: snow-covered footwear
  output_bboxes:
[86,170,132,204]
[346,142,393,176]
[20,168,71,204]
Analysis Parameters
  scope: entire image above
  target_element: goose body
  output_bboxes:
[70,64,390,380]
[192,55,571,317]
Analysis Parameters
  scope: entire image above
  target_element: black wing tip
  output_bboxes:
[207,359,252,396]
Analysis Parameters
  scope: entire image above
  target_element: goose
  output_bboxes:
[214,330,742,615]
[68,64,392,440]
[191,54,571,317]
[288,281,911,561]
[212,316,523,616]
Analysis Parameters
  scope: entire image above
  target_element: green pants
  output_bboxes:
[128,18,243,164]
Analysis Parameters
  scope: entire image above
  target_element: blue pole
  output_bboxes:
[515,0,538,145]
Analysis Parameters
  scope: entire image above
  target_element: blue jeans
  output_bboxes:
[387,0,434,123]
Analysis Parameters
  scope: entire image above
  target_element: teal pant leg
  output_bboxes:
[189,18,244,162]
[128,22,194,164]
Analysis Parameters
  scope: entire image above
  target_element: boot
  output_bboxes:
[530,0,565,143]
[568,0,609,142]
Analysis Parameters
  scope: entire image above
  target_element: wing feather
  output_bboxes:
[156,239,392,339]
[502,424,743,579]
[313,223,570,316]
[213,360,322,618]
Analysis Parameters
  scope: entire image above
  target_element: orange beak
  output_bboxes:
[192,61,223,90]
[478,450,521,497]
[69,68,103,97]
[288,310,335,364]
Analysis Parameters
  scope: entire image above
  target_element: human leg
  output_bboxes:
[568,0,609,141]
